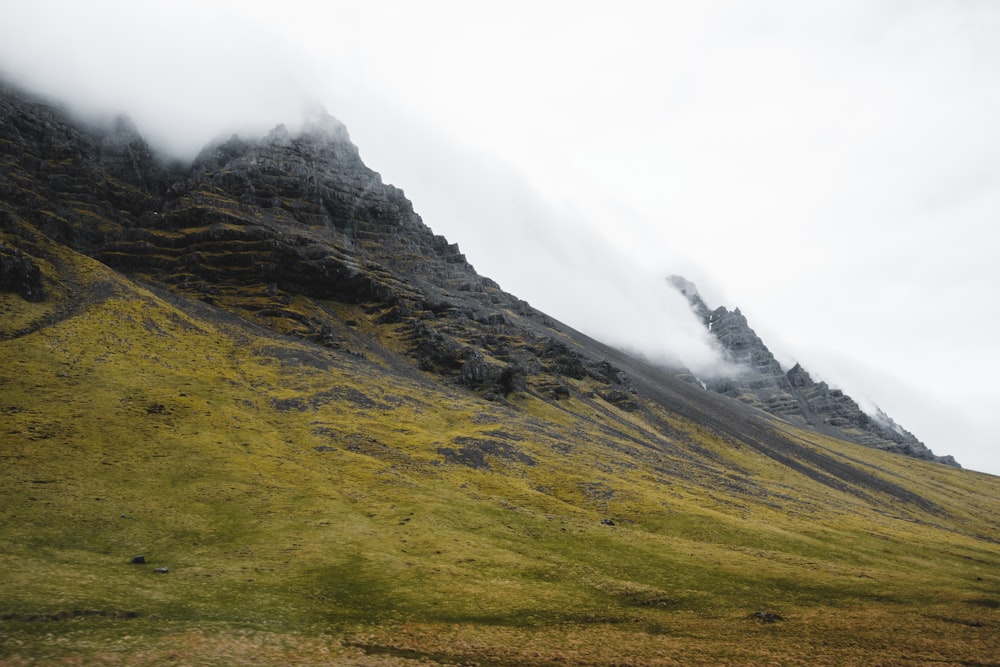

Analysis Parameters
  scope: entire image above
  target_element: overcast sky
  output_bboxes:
[2,1,999,474]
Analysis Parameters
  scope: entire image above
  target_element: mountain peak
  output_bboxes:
[264,122,294,146]
[666,274,702,302]
[299,102,351,143]
[193,107,358,174]
[666,275,957,466]
[666,274,711,319]
[261,105,352,151]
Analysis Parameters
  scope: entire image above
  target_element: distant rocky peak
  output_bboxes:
[192,106,358,173]
[871,406,914,440]
[665,275,958,466]
[100,114,143,143]
[666,274,700,300]
[91,113,169,195]
[298,102,351,144]
[264,123,293,147]
[192,133,252,169]
[260,104,354,156]
[666,275,711,319]
[786,362,812,388]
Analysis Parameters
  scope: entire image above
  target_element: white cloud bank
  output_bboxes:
[1,0,998,473]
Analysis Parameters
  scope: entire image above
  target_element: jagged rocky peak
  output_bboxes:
[786,362,811,387]
[299,102,352,143]
[666,275,710,319]
[191,105,361,180]
[0,87,168,247]
[92,114,172,195]
[176,105,435,244]
[666,274,700,300]
[666,276,959,466]
[95,114,143,149]
[196,128,358,171]
[667,276,788,394]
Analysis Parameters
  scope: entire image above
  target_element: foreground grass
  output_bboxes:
[3,604,998,666]
[2,244,1000,665]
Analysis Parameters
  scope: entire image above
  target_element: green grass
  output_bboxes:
[1,238,999,665]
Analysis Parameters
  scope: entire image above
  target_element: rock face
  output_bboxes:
[0,82,632,405]
[0,79,960,470]
[0,84,172,251]
[0,240,44,301]
[667,276,958,466]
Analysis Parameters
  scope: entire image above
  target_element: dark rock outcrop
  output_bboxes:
[0,240,44,301]
[668,276,958,467]
[0,83,173,250]
[702,305,797,413]
[0,82,635,409]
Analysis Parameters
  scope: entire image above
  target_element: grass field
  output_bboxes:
[2,238,999,665]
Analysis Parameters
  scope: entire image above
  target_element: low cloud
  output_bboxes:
[352,119,735,378]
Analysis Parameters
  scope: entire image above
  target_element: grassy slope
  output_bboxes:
[1,235,999,665]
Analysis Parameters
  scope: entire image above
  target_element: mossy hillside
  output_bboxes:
[2,84,998,663]
[1,244,999,664]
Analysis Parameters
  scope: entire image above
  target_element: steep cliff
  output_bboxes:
[0,83,647,408]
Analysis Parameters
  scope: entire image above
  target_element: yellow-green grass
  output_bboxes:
[1,242,999,665]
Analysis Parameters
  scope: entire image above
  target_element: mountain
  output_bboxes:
[2,81,999,666]
[666,275,957,466]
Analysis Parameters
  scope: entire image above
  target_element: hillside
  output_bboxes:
[2,82,999,666]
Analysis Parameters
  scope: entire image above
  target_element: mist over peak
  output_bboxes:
[182,104,361,176]
[666,275,701,302]
[664,276,956,466]
[666,274,713,319]
[299,102,351,142]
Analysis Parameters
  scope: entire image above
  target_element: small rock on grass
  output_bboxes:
[747,610,783,623]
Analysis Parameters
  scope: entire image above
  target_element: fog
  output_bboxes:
[2,1,999,474]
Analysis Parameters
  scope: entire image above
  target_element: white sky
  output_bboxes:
[2,1,998,474]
